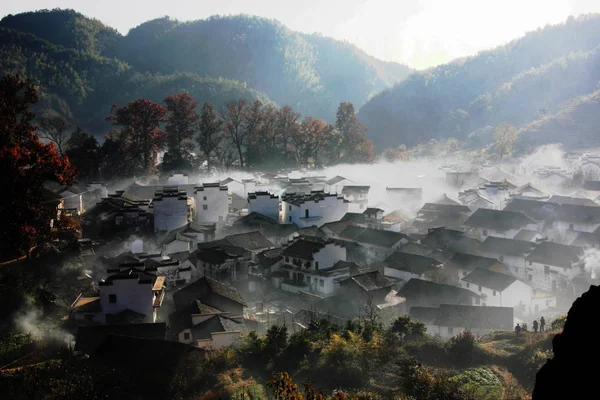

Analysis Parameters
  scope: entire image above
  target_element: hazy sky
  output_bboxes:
[2,0,600,69]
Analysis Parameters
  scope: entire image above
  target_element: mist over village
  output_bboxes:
[2,4,600,400]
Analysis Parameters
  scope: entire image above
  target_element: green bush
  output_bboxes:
[450,368,503,400]
[550,316,566,331]
[448,331,477,365]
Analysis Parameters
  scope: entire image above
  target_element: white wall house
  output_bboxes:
[325,176,355,195]
[460,268,536,316]
[280,239,348,295]
[153,187,189,233]
[194,183,229,224]
[162,233,194,254]
[411,304,513,339]
[552,204,600,234]
[280,191,348,227]
[97,268,165,323]
[477,237,536,280]
[465,209,538,240]
[248,191,279,221]
[220,178,244,196]
[242,179,257,195]
[341,186,370,213]
[524,242,583,292]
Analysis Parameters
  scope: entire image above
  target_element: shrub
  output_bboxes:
[550,316,566,331]
[391,316,426,341]
[450,368,503,400]
[448,330,476,366]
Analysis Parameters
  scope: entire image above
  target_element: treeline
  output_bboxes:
[52,94,374,180]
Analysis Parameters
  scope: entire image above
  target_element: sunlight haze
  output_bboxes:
[2,0,600,68]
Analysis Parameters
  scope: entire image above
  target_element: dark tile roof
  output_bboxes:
[98,267,157,286]
[247,191,278,200]
[325,175,348,185]
[465,209,536,231]
[409,306,439,324]
[75,323,167,354]
[282,190,345,206]
[434,304,513,330]
[503,199,560,221]
[525,242,583,268]
[218,231,275,251]
[448,253,505,272]
[173,277,246,310]
[196,247,241,265]
[190,315,245,340]
[461,268,517,291]
[339,226,409,248]
[556,204,600,224]
[584,181,600,191]
[397,279,479,307]
[364,207,384,214]
[383,252,441,275]
[513,229,540,242]
[433,194,461,206]
[398,242,454,263]
[257,248,283,268]
[342,186,370,194]
[345,271,397,292]
[444,236,481,254]
[418,203,472,215]
[549,195,598,207]
[168,300,223,335]
[341,212,369,223]
[571,232,600,248]
[321,220,355,235]
[282,239,326,260]
[478,236,536,257]
[421,227,465,249]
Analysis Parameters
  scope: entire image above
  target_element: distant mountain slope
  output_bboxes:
[0,9,411,132]
[107,15,412,119]
[358,14,600,150]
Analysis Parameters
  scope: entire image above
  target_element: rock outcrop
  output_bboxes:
[532,285,600,399]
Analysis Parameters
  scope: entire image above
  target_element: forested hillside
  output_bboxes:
[359,14,600,151]
[0,9,411,136]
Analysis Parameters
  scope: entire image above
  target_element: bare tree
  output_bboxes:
[37,111,71,156]
[219,99,248,168]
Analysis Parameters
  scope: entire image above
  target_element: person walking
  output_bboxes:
[540,316,546,333]
[533,319,539,333]
[515,323,522,335]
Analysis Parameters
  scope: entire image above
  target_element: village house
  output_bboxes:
[160,222,215,254]
[325,175,355,194]
[510,183,549,201]
[44,181,86,215]
[525,242,583,292]
[72,266,165,324]
[414,203,472,230]
[202,231,275,258]
[513,229,546,242]
[195,246,248,283]
[553,204,600,236]
[247,191,279,221]
[280,191,349,227]
[220,177,244,196]
[537,170,570,188]
[278,239,348,295]
[420,227,466,250]
[464,208,538,239]
[84,182,109,210]
[194,183,229,225]
[380,210,409,232]
[152,187,190,233]
[338,225,410,260]
[230,212,297,246]
[337,270,398,304]
[503,198,558,229]
[166,173,189,185]
[172,276,247,315]
[570,229,600,248]
[410,304,513,339]
[341,185,370,212]
[397,242,453,264]
[460,268,536,315]
[320,220,355,239]
[458,189,495,211]
[41,188,65,228]
[447,252,512,281]
[383,251,443,282]
[397,278,482,311]
[168,300,245,350]
[477,236,537,278]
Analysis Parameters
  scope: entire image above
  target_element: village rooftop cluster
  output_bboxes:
[42,150,600,374]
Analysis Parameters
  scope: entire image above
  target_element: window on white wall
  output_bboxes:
[184,332,190,340]
[203,196,207,201]
[203,205,208,210]
[448,327,453,335]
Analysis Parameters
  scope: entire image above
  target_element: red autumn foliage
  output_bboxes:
[0,74,76,259]
[106,98,167,174]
